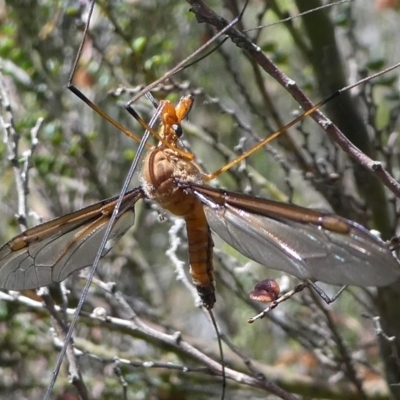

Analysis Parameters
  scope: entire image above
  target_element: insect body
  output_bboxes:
[1,94,400,309]
[141,96,216,308]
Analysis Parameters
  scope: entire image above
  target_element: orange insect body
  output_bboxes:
[142,96,216,308]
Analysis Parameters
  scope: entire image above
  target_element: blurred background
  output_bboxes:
[1,0,400,399]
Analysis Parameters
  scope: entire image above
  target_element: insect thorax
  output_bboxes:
[141,147,204,217]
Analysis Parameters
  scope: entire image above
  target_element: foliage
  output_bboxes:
[1,0,400,399]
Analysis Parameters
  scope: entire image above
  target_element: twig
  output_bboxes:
[248,284,307,323]
[186,0,400,199]
[0,70,42,230]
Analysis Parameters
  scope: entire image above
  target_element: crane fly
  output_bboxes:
[0,0,399,312]
[0,91,399,309]
[3,3,400,400]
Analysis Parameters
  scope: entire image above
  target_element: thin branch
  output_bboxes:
[186,1,400,199]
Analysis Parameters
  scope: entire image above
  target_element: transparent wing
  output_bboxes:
[192,184,400,287]
[0,188,143,290]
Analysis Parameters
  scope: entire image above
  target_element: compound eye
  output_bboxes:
[172,123,183,137]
